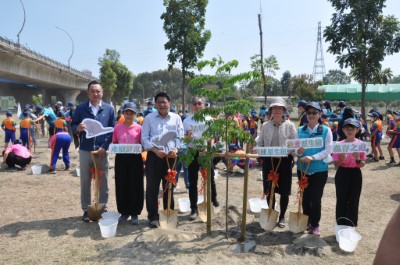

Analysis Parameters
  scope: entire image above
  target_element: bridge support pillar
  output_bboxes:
[60,89,82,105]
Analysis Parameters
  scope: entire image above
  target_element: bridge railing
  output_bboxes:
[0,35,95,80]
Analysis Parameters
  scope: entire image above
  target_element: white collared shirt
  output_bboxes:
[89,101,102,116]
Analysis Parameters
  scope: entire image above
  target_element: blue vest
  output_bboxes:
[297,124,329,174]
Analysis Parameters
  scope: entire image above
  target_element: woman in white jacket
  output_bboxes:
[257,97,297,228]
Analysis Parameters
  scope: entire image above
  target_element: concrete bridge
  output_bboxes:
[0,36,96,107]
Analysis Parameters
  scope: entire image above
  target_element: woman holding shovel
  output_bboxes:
[257,97,297,228]
[296,102,333,236]
[112,102,144,225]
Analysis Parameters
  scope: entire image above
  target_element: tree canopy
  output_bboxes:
[98,49,134,105]
[161,0,211,111]
[323,69,351,85]
[324,0,400,117]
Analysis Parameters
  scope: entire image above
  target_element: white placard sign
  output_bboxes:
[332,142,371,154]
[109,144,142,154]
[82,118,114,139]
[256,147,288,157]
[151,130,182,152]
[286,138,324,149]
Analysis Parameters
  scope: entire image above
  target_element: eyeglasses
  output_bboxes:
[192,102,203,106]
[306,111,319,115]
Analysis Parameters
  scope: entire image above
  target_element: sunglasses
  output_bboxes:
[192,102,203,106]
[306,111,319,115]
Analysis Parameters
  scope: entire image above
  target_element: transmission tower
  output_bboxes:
[312,21,326,82]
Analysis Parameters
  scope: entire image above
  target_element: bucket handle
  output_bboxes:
[337,217,355,226]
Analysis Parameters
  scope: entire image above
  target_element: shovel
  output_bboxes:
[159,157,178,229]
[87,151,105,222]
[289,161,310,233]
[260,157,281,231]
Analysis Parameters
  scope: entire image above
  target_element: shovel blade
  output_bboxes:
[159,209,178,229]
[288,211,309,233]
[198,202,214,223]
[259,208,279,231]
[87,203,105,222]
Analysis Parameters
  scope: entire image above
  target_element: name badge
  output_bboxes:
[332,142,371,154]
[286,138,324,149]
[255,147,288,157]
[109,144,142,154]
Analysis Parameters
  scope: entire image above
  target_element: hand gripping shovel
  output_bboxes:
[159,157,178,229]
[198,168,214,223]
[289,161,310,233]
[260,157,281,231]
[87,151,105,222]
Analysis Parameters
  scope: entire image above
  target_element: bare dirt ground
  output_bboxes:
[0,130,399,265]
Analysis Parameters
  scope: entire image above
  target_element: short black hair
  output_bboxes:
[154,92,170,103]
[87,80,100,90]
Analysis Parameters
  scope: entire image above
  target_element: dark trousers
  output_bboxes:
[263,156,292,220]
[115,154,144,216]
[145,151,175,221]
[188,152,217,211]
[6,152,31,168]
[67,122,79,148]
[335,167,362,227]
[297,171,328,228]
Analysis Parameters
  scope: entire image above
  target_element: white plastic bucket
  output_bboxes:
[335,225,355,242]
[99,218,118,238]
[249,197,262,213]
[31,165,42,175]
[178,198,191,212]
[338,228,361,252]
[249,198,268,213]
[75,167,80,177]
[197,195,204,205]
[101,211,120,220]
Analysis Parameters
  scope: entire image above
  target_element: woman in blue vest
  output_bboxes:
[296,102,333,236]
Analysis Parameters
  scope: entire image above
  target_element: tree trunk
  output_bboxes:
[181,67,186,112]
[361,80,366,118]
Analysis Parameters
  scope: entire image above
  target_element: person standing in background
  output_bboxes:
[71,80,116,223]
[297,100,308,127]
[64,102,79,149]
[1,111,16,149]
[35,105,57,139]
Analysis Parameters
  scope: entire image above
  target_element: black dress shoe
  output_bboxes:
[82,211,89,223]
[213,200,220,207]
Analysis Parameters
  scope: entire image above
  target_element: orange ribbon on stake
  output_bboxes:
[162,157,178,195]
[198,168,208,194]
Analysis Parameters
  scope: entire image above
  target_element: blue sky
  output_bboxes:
[1,0,400,79]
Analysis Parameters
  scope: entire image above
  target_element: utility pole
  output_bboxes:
[17,0,26,44]
[312,21,326,82]
[258,13,267,105]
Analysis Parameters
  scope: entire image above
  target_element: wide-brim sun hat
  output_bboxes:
[268,97,287,112]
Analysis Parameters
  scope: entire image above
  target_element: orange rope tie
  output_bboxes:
[267,170,279,188]
[198,168,208,194]
[163,169,177,194]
